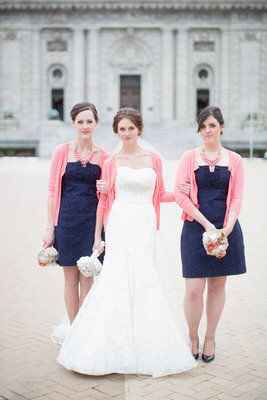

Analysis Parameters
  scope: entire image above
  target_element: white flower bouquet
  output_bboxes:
[202,229,229,258]
[77,242,105,277]
[37,246,58,267]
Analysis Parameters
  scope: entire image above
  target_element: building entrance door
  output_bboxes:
[51,88,64,120]
[196,89,209,117]
[120,75,141,111]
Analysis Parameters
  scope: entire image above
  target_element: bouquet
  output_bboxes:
[202,229,228,258]
[77,242,105,278]
[37,246,58,267]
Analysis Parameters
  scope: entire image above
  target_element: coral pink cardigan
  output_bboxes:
[48,143,109,226]
[174,148,245,225]
[97,153,174,230]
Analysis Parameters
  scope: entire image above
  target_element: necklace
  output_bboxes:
[74,145,93,168]
[200,147,222,172]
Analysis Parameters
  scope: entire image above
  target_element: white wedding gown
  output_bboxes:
[57,167,196,377]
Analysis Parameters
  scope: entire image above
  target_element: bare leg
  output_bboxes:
[184,278,206,354]
[79,274,93,308]
[204,276,227,355]
[63,267,80,323]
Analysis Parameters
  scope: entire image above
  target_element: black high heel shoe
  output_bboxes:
[202,338,215,363]
[191,337,200,360]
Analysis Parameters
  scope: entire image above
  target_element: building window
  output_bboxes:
[120,75,141,111]
[51,89,64,121]
[49,65,66,87]
[197,89,209,116]
[198,69,209,80]
[52,68,63,79]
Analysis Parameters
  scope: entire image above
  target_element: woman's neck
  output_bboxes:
[202,142,222,153]
[120,142,141,155]
[75,137,93,151]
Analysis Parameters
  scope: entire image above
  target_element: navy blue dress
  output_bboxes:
[181,166,246,278]
[54,161,104,267]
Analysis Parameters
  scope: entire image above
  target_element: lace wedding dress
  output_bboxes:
[57,167,196,377]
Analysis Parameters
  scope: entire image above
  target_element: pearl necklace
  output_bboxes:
[200,147,222,172]
[74,146,93,168]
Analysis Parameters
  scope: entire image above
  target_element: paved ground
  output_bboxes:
[1,157,267,400]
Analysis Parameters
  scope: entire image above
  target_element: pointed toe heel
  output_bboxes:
[202,338,216,363]
[201,353,215,363]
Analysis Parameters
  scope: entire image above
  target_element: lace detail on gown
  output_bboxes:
[57,167,196,377]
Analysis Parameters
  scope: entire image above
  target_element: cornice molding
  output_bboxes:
[0,1,267,12]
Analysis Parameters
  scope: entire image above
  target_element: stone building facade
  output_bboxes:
[0,0,267,157]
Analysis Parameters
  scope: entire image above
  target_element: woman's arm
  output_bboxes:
[174,153,215,231]
[43,148,60,248]
[155,156,175,202]
[94,198,106,251]
[43,197,55,248]
[93,160,109,250]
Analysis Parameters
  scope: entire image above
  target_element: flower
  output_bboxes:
[38,246,58,267]
[202,229,229,258]
[77,243,105,277]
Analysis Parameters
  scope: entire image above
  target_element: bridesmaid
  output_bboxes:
[43,102,108,323]
[175,106,246,362]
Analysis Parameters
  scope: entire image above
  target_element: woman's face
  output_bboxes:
[199,115,223,146]
[73,109,97,139]
[117,118,140,144]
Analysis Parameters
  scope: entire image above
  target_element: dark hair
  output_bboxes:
[112,107,143,135]
[70,102,99,123]
[197,106,224,134]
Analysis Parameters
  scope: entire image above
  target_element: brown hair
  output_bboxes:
[112,107,143,135]
[70,102,99,123]
[197,106,224,134]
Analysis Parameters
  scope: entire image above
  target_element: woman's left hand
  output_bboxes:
[93,239,105,255]
[96,179,108,193]
[177,183,191,195]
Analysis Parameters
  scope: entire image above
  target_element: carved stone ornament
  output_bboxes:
[0,2,266,11]
[191,29,219,43]
[242,31,260,42]
[194,41,215,52]
[109,36,152,70]
[47,37,68,52]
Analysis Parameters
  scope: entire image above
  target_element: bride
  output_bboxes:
[57,108,196,377]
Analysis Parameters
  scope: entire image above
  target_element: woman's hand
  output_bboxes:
[177,182,191,196]
[96,179,108,193]
[93,238,105,254]
[42,227,54,249]
[204,221,216,232]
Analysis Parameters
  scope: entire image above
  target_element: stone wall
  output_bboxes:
[0,2,266,156]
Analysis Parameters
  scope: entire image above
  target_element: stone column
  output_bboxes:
[32,28,41,123]
[161,28,174,122]
[72,28,85,103]
[176,28,188,127]
[87,28,99,106]
[220,28,230,123]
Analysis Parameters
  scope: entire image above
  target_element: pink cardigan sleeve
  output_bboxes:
[229,156,245,217]
[96,150,110,199]
[155,156,175,202]
[48,146,62,198]
[96,158,110,221]
[174,152,197,215]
